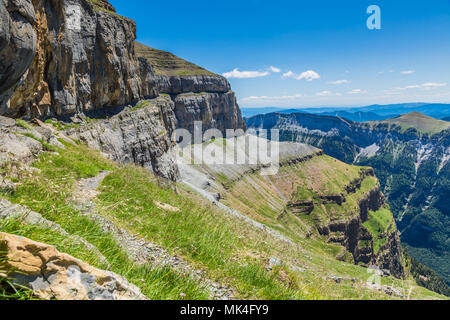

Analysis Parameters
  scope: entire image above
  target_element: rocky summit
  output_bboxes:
[0,0,448,301]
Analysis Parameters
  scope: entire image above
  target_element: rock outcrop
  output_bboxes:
[173,91,244,135]
[3,0,142,118]
[318,184,405,279]
[0,0,245,135]
[66,96,179,180]
[0,0,37,114]
[0,0,245,181]
[0,232,146,300]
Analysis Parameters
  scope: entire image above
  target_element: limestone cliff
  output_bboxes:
[0,0,36,114]
[66,96,179,181]
[0,0,245,180]
[2,0,143,118]
[135,42,245,135]
[0,0,245,134]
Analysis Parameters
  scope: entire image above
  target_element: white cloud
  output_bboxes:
[328,79,349,85]
[282,71,295,78]
[222,68,270,79]
[400,70,416,75]
[348,89,367,94]
[316,91,342,97]
[395,82,447,90]
[379,70,396,74]
[298,70,320,81]
[240,93,303,103]
[282,70,320,81]
[270,66,281,73]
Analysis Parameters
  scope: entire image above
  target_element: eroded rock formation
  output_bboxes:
[4,0,142,118]
[0,0,245,180]
[318,183,405,278]
[0,0,245,135]
[0,0,37,114]
[66,96,179,180]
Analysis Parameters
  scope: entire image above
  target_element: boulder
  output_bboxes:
[0,232,147,300]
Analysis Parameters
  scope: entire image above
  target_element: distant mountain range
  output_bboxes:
[246,111,450,285]
[241,103,450,122]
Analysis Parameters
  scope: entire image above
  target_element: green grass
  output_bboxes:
[0,142,208,300]
[96,165,317,299]
[135,42,216,77]
[216,172,234,189]
[363,208,394,253]
[0,277,37,300]
[0,140,322,300]
[371,112,450,135]
[15,119,33,131]
[0,136,446,300]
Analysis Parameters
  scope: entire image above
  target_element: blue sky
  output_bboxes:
[110,0,450,108]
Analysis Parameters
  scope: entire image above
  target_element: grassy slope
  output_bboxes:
[363,208,394,253]
[135,42,216,76]
[369,112,450,135]
[0,126,445,300]
[221,155,381,242]
[0,142,208,300]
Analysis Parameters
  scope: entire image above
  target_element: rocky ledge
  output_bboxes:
[318,183,405,279]
[0,0,245,181]
[0,0,245,134]
[66,96,179,181]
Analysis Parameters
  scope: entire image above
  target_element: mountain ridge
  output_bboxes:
[241,103,450,121]
[246,111,450,286]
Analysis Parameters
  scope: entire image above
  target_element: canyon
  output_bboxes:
[0,0,446,300]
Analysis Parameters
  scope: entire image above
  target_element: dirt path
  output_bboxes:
[72,172,235,300]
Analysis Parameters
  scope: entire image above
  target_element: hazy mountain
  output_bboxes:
[242,103,450,122]
[320,111,393,122]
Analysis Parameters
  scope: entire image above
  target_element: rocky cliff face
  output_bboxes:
[0,0,245,180]
[0,0,37,114]
[315,170,405,278]
[2,0,143,118]
[0,0,244,131]
[135,42,245,136]
[320,189,405,279]
[66,96,179,181]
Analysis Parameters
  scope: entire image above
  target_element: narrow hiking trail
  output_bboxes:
[72,171,236,300]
